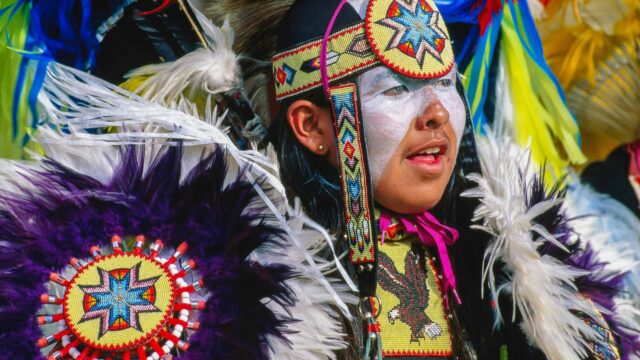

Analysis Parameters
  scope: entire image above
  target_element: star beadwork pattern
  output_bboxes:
[41,237,205,356]
[79,263,160,338]
[376,0,448,67]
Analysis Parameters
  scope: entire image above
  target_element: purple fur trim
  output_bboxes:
[526,172,640,358]
[0,146,294,359]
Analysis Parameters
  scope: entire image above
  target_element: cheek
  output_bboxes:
[439,89,466,148]
[373,164,449,214]
[361,97,418,187]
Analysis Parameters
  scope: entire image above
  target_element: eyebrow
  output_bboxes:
[362,67,457,94]
[369,69,395,84]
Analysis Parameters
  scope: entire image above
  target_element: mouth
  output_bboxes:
[405,140,448,174]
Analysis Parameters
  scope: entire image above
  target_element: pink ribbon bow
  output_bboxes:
[379,211,461,309]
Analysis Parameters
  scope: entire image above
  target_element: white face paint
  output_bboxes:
[357,66,466,187]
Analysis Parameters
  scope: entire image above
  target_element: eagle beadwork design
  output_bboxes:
[378,249,443,343]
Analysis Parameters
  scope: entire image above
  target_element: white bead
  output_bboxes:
[180,309,190,317]
[172,329,182,337]
[162,346,171,353]
[175,325,184,332]
[179,314,189,321]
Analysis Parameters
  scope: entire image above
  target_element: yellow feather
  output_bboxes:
[0,2,32,159]
[537,0,639,164]
[502,5,586,184]
[119,74,151,94]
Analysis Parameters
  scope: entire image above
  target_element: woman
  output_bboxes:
[0,0,635,358]
[261,0,633,358]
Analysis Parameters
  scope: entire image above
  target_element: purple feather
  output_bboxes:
[0,145,294,359]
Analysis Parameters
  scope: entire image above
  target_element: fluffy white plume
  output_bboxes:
[124,11,239,102]
[462,131,602,360]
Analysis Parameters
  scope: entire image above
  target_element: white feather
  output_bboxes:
[259,200,357,360]
[124,15,239,102]
[0,160,40,201]
[462,130,602,360]
[493,51,516,140]
[565,180,640,298]
[565,179,640,358]
[527,0,546,21]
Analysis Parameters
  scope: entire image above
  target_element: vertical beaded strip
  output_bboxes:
[329,84,377,265]
[37,235,204,360]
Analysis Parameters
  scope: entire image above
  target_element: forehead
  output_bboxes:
[358,65,456,85]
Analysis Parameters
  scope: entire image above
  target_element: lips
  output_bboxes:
[405,139,449,174]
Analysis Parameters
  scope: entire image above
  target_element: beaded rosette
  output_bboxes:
[38,236,203,360]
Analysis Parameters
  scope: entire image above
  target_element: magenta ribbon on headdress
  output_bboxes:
[379,211,461,309]
[320,0,350,96]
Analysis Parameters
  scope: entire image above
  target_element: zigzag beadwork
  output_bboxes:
[329,84,376,264]
[272,23,378,100]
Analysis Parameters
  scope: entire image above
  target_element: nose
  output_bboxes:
[416,99,449,130]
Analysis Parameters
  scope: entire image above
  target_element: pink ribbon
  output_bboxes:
[379,211,461,309]
[320,0,350,96]
[629,141,640,176]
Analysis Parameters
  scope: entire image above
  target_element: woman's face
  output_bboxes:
[357,66,465,214]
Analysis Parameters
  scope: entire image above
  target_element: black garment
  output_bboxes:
[582,146,640,218]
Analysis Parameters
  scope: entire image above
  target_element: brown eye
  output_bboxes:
[436,79,453,87]
[382,85,408,96]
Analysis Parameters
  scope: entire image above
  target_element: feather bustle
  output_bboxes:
[463,131,608,360]
[0,60,356,359]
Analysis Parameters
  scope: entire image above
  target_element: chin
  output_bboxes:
[376,192,444,215]
[374,162,452,215]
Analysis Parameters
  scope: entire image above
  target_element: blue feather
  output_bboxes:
[505,1,568,103]
[435,0,482,24]
[28,0,134,69]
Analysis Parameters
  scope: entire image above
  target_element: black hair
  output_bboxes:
[268,89,347,235]
[268,82,491,360]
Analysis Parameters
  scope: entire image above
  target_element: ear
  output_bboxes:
[287,99,338,167]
